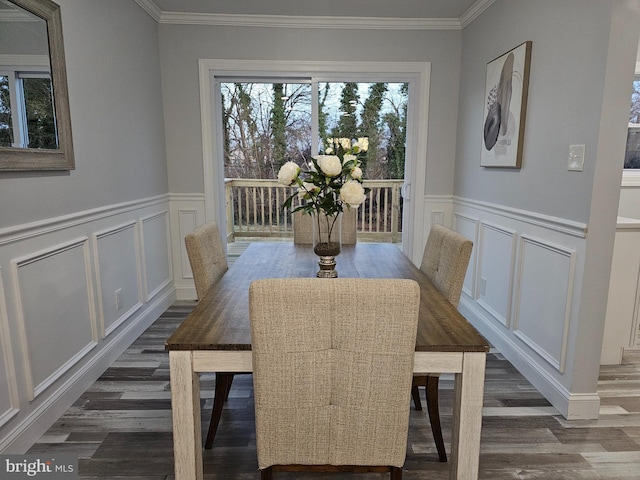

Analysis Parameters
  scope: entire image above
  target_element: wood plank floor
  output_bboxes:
[28,302,640,479]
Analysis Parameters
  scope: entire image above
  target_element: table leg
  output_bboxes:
[170,351,203,480]
[449,352,486,480]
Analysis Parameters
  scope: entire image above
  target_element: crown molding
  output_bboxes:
[134,0,162,23]
[134,0,493,30]
[158,12,461,30]
[460,0,495,28]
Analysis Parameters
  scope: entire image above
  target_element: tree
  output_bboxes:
[333,82,358,141]
[358,83,387,176]
[271,83,287,170]
[383,83,408,179]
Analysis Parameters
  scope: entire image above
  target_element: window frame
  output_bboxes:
[623,67,640,186]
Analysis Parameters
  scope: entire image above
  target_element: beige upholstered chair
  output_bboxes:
[184,221,234,449]
[184,221,228,301]
[412,223,473,462]
[250,278,420,480]
[292,211,313,245]
[292,209,357,245]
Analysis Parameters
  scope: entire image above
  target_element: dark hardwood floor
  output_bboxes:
[27,301,640,479]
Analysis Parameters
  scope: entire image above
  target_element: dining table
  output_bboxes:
[166,242,490,480]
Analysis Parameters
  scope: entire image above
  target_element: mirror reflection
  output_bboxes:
[0,0,57,150]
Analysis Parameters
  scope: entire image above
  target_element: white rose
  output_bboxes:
[340,180,366,207]
[315,155,342,177]
[339,138,351,150]
[277,161,300,186]
[350,166,363,180]
[356,137,369,152]
[343,154,356,164]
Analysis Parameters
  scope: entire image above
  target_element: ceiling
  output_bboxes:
[150,0,481,19]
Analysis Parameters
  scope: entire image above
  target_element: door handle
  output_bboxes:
[400,183,411,200]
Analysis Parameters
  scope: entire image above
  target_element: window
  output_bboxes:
[0,68,56,149]
[623,74,640,186]
[219,80,408,180]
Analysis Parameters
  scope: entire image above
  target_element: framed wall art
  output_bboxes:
[481,41,532,168]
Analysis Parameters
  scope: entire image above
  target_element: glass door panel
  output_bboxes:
[220,82,311,179]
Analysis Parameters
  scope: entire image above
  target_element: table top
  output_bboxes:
[166,242,489,353]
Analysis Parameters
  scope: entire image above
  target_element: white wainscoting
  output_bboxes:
[93,222,143,338]
[452,214,479,300]
[11,238,98,401]
[0,269,19,430]
[476,222,517,329]
[513,235,576,373]
[140,211,173,302]
[0,194,175,453]
[169,193,206,300]
[424,196,593,419]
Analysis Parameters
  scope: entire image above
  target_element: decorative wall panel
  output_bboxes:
[0,269,19,428]
[12,239,97,400]
[477,222,516,328]
[453,214,479,300]
[141,211,172,302]
[93,222,142,337]
[514,235,575,372]
[178,209,198,279]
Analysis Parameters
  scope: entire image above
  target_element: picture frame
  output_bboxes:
[481,41,532,168]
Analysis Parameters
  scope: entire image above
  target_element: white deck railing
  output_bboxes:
[225,178,404,243]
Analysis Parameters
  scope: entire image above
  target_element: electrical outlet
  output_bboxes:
[480,278,487,296]
[115,288,123,311]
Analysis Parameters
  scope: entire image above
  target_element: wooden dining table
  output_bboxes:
[166,242,490,480]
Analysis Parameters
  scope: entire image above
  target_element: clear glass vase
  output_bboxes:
[311,211,342,278]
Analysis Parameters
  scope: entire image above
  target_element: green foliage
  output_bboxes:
[271,83,287,170]
[334,82,358,140]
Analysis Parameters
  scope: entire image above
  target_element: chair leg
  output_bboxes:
[411,384,423,411]
[224,373,234,400]
[204,373,234,449]
[390,466,402,479]
[426,375,447,462]
[260,467,273,480]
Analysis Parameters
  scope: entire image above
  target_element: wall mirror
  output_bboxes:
[0,0,74,170]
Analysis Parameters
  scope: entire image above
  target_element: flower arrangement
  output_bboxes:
[277,138,369,256]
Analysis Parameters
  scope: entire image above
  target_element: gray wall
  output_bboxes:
[158,24,462,197]
[0,0,169,229]
[454,0,614,224]
[0,0,174,452]
[453,0,640,417]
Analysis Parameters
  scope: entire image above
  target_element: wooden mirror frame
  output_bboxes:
[0,0,74,171]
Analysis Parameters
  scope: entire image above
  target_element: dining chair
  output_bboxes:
[292,210,313,245]
[250,277,420,480]
[412,223,473,462]
[292,209,357,245]
[184,221,236,449]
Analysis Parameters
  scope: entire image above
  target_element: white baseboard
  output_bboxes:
[459,298,600,420]
[175,285,196,301]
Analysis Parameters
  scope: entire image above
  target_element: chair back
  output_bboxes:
[292,209,357,245]
[419,224,472,307]
[341,208,357,245]
[184,222,228,301]
[292,211,313,245]
[250,277,419,470]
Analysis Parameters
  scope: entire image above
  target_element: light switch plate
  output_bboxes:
[568,145,585,171]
